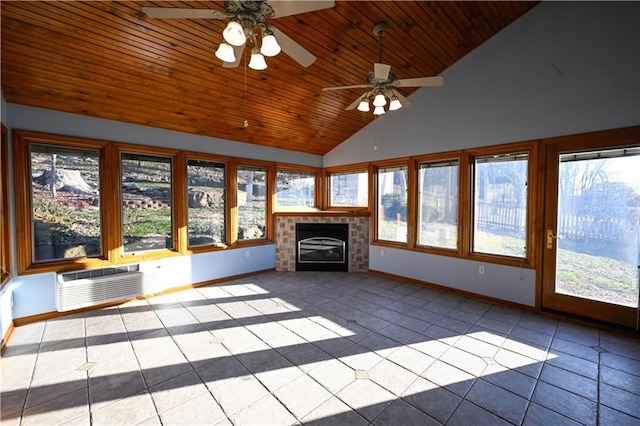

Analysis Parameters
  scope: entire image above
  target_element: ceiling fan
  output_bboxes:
[323,22,444,115]
[142,0,335,70]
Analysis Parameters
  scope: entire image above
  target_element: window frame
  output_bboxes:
[372,159,412,247]
[274,164,322,211]
[13,131,113,274]
[234,159,274,246]
[12,131,284,275]
[180,151,231,254]
[0,124,12,288]
[324,163,371,211]
[414,152,463,257]
[464,141,539,268]
[115,143,181,262]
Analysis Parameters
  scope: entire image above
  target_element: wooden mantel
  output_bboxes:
[273,210,370,218]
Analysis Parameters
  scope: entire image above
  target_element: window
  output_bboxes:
[30,144,103,262]
[473,152,528,258]
[418,159,459,250]
[14,131,279,274]
[121,153,173,252]
[276,169,316,208]
[377,165,408,243]
[237,165,267,240]
[329,169,368,208]
[187,159,226,247]
[0,124,11,286]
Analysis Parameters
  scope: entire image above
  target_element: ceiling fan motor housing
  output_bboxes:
[225,0,274,22]
[367,70,397,86]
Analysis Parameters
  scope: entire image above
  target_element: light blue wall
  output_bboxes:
[324,2,640,165]
[371,247,535,306]
[2,103,306,340]
[8,245,275,319]
[8,104,323,167]
[326,1,640,307]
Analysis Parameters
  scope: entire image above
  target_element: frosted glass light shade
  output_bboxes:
[357,100,370,112]
[389,97,402,111]
[248,52,268,70]
[373,93,387,107]
[215,42,236,63]
[223,21,246,46]
[260,34,281,57]
[373,106,385,115]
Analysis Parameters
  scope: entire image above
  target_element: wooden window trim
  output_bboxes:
[13,131,112,275]
[324,162,371,212]
[335,142,542,270]
[413,152,464,258]
[235,159,274,246]
[0,124,12,288]
[463,141,539,269]
[372,158,411,248]
[115,143,181,263]
[275,163,322,210]
[180,151,231,255]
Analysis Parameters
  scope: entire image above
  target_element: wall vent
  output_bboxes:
[57,264,144,312]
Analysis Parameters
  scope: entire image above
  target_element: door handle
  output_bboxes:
[546,229,558,249]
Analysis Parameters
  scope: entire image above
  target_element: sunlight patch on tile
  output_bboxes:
[77,362,96,371]
[354,370,369,379]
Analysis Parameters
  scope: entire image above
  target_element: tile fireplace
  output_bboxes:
[274,212,369,272]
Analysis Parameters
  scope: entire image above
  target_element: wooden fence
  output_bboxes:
[475,201,635,243]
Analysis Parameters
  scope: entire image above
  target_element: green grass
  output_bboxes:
[123,208,172,237]
[556,248,638,307]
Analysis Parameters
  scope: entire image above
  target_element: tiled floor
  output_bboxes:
[2,271,639,425]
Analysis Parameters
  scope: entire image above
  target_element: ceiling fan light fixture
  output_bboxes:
[249,51,268,70]
[357,99,370,112]
[223,20,246,46]
[215,42,236,63]
[260,33,281,57]
[373,93,387,107]
[373,106,385,115]
[389,96,402,111]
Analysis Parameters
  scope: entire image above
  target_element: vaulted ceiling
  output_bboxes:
[1,1,538,156]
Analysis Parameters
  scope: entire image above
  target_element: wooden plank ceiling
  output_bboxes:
[1,1,538,156]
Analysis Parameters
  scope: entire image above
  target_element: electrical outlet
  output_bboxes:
[245,250,251,258]
[380,249,385,257]
[479,265,485,275]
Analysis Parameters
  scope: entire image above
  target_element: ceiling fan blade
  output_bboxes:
[396,76,444,87]
[374,63,391,81]
[268,1,335,18]
[271,26,316,68]
[346,92,371,111]
[222,44,245,68]
[141,7,227,19]
[389,89,412,108]
[322,84,370,91]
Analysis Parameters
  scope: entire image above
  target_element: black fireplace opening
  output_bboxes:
[296,223,349,272]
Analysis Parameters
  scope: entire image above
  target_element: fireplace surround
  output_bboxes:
[274,212,369,272]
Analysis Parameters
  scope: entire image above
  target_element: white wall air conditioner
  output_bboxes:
[57,264,144,312]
